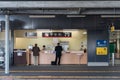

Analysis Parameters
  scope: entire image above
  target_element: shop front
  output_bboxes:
[13,29,87,65]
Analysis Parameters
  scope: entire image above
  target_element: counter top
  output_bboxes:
[40,50,84,54]
[26,50,87,65]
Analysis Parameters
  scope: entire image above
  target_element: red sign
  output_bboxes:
[42,32,72,38]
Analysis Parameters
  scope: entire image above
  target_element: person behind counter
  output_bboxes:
[32,44,40,65]
[42,45,46,50]
[55,43,63,65]
[84,48,87,53]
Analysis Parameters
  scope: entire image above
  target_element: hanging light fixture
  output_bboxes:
[110,9,116,32]
[111,23,115,32]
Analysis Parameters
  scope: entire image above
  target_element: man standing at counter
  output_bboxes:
[55,43,63,65]
[32,44,40,65]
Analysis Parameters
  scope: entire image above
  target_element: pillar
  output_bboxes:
[5,14,9,74]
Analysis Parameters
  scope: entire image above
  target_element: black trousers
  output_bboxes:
[55,55,61,65]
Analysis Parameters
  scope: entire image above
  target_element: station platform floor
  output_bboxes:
[0,64,120,80]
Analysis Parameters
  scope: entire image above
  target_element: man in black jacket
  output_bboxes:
[55,43,63,65]
[32,44,40,65]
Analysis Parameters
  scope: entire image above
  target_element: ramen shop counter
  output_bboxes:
[26,50,87,65]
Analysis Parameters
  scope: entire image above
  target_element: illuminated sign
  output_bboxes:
[96,40,108,55]
[42,32,72,37]
[25,32,37,37]
[96,40,107,47]
[96,47,107,55]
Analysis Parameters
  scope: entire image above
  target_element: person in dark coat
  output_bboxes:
[32,44,40,65]
[55,43,63,65]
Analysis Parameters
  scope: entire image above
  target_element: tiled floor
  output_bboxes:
[1,78,120,80]
[1,64,120,79]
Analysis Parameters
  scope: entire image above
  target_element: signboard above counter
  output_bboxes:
[42,32,72,38]
[25,32,37,38]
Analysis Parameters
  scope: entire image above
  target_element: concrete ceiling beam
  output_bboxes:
[81,9,120,14]
[0,1,120,8]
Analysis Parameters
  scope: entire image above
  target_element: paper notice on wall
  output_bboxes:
[17,52,22,56]
[52,38,59,46]
[96,47,107,55]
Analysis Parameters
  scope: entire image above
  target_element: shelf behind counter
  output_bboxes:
[26,50,87,65]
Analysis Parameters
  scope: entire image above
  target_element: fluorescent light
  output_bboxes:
[101,15,120,18]
[83,31,87,34]
[67,15,86,18]
[29,15,55,18]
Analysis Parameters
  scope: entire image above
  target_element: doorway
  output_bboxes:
[13,29,88,66]
[109,30,120,66]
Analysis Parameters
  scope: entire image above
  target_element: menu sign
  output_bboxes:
[42,32,72,37]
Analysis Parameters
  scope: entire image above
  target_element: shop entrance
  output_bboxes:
[13,29,88,66]
[109,30,120,66]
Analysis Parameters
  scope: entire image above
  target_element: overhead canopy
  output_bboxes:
[0,1,119,8]
[0,1,119,15]
[0,1,120,30]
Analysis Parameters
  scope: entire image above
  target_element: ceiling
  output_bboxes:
[1,8,120,15]
[0,1,119,15]
[0,1,120,30]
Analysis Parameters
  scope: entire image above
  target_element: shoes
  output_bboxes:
[34,64,38,66]
[27,64,29,66]
[58,64,60,66]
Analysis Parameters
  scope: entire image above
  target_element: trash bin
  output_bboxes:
[13,49,27,66]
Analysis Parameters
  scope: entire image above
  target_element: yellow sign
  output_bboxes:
[96,47,107,55]
[111,25,115,32]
